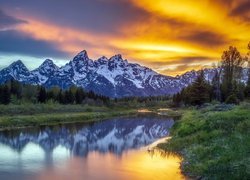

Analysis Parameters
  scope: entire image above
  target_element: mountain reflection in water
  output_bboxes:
[0,116,185,180]
[0,117,174,156]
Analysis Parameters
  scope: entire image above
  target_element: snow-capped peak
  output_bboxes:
[98,56,108,61]
[73,50,89,61]
[31,59,59,84]
[33,59,58,73]
[110,54,123,62]
[8,60,28,71]
[40,59,57,68]
[96,56,108,65]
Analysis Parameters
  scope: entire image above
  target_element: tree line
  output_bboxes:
[0,80,110,105]
[0,79,171,107]
[173,43,250,106]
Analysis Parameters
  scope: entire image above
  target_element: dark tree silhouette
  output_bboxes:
[37,86,47,103]
[57,90,64,104]
[1,85,11,105]
[211,70,222,101]
[189,70,210,105]
[245,42,250,98]
[75,88,85,104]
[221,46,245,101]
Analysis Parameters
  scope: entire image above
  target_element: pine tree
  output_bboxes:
[65,90,74,104]
[1,85,11,105]
[221,46,245,101]
[37,86,47,103]
[88,90,96,100]
[182,86,191,105]
[8,80,22,99]
[0,85,3,104]
[189,70,210,106]
[172,92,182,107]
[211,70,222,102]
[245,43,250,98]
[75,88,85,104]
[245,67,250,98]
[57,90,64,104]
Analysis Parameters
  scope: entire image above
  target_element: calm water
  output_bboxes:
[0,116,184,180]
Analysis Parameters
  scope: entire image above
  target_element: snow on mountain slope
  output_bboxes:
[0,50,248,97]
[0,60,38,84]
[31,59,59,84]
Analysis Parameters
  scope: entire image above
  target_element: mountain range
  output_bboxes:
[0,50,248,97]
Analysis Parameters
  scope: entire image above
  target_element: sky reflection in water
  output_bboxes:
[0,116,184,180]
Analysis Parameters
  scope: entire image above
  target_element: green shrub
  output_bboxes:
[225,94,239,104]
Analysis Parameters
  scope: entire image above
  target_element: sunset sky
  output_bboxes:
[0,0,249,76]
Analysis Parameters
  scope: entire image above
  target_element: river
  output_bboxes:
[0,116,184,180]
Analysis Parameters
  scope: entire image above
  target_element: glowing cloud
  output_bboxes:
[0,0,249,76]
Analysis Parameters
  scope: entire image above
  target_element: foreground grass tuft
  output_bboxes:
[158,103,250,179]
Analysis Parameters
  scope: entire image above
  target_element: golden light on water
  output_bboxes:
[34,149,184,180]
[120,150,184,180]
[28,138,185,180]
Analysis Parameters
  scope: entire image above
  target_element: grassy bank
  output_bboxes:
[158,103,250,179]
[0,104,137,130]
[0,104,113,116]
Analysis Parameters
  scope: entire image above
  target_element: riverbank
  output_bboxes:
[0,103,181,131]
[157,102,250,179]
[0,104,137,130]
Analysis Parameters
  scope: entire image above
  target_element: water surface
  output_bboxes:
[0,116,184,180]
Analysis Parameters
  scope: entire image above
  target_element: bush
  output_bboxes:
[212,104,234,111]
[225,94,239,104]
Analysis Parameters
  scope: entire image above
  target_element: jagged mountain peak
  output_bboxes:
[109,54,124,63]
[42,59,55,65]
[9,59,25,67]
[34,59,58,71]
[37,59,58,70]
[30,59,59,84]
[73,50,89,61]
[7,60,29,72]
[97,56,108,64]
[98,56,108,61]
[0,60,37,84]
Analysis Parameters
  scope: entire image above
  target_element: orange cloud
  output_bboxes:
[9,0,250,76]
[16,18,115,58]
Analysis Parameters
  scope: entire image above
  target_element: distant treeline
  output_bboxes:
[173,43,250,106]
[0,79,171,106]
[0,80,110,105]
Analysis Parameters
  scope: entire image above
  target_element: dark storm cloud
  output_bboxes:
[179,30,229,47]
[0,0,149,34]
[0,30,68,58]
[230,1,250,21]
[0,9,27,29]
